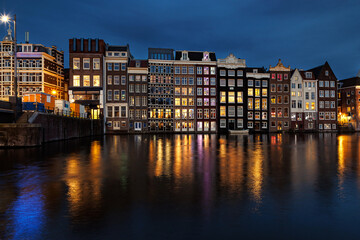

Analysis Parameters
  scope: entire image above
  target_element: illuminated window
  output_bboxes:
[220,92,226,103]
[182,109,187,119]
[73,58,80,70]
[248,112,253,120]
[237,91,243,103]
[93,75,100,86]
[189,98,194,106]
[182,98,187,106]
[73,75,80,86]
[255,112,260,120]
[255,88,260,97]
[248,88,254,96]
[210,67,216,75]
[114,90,120,101]
[121,90,126,101]
[83,75,90,86]
[306,102,309,110]
[255,99,260,110]
[175,87,181,95]
[271,96,276,104]
[271,107,276,118]
[311,102,315,110]
[189,109,194,119]
[204,88,209,95]
[262,112,268,120]
[204,109,210,119]
[182,88,187,96]
[175,98,181,106]
[204,67,209,75]
[271,84,276,92]
[204,77,209,85]
[220,106,226,117]
[228,92,235,103]
[277,96,282,104]
[248,98,253,110]
[175,109,181,119]
[262,99,267,110]
[277,108,282,117]
[204,98,209,106]
[262,89,268,97]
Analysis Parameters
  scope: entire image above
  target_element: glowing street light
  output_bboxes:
[1,13,18,118]
[1,15,9,23]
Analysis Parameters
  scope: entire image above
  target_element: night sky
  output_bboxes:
[1,0,360,79]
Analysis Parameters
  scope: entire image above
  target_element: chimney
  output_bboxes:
[25,32,29,43]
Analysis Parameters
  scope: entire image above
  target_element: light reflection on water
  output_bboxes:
[1,134,360,239]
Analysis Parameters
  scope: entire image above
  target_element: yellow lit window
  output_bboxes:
[255,88,260,97]
[175,109,181,119]
[182,98,187,106]
[311,102,315,110]
[237,91,243,103]
[255,99,260,110]
[228,92,235,103]
[262,89,268,97]
[93,75,100,87]
[73,75,80,86]
[291,91,296,97]
[182,88,187,95]
[220,92,226,103]
[248,98,253,110]
[220,106,226,117]
[271,96,276,104]
[306,102,309,110]
[248,88,253,96]
[175,98,181,106]
[262,99,267,110]
[83,75,90,87]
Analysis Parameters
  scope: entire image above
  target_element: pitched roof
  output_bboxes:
[307,64,323,78]
[339,77,360,88]
[299,70,316,80]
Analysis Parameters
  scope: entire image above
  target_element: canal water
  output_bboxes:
[0,134,359,239]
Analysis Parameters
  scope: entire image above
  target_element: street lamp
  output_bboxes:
[1,14,18,118]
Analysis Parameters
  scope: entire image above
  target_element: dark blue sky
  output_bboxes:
[2,0,360,79]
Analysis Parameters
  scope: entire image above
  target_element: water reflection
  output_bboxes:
[1,134,360,239]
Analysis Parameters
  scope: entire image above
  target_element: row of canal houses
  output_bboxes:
[68,38,338,133]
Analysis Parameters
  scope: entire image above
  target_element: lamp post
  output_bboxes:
[1,14,18,117]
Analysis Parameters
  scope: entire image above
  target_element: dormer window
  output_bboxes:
[306,72,312,78]
[182,52,188,61]
[121,52,127,57]
[136,61,140,67]
[107,52,113,56]
[325,70,329,76]
[253,69,258,73]
[203,52,209,61]
[114,52,120,56]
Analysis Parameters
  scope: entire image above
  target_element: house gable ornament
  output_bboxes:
[269,59,291,72]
